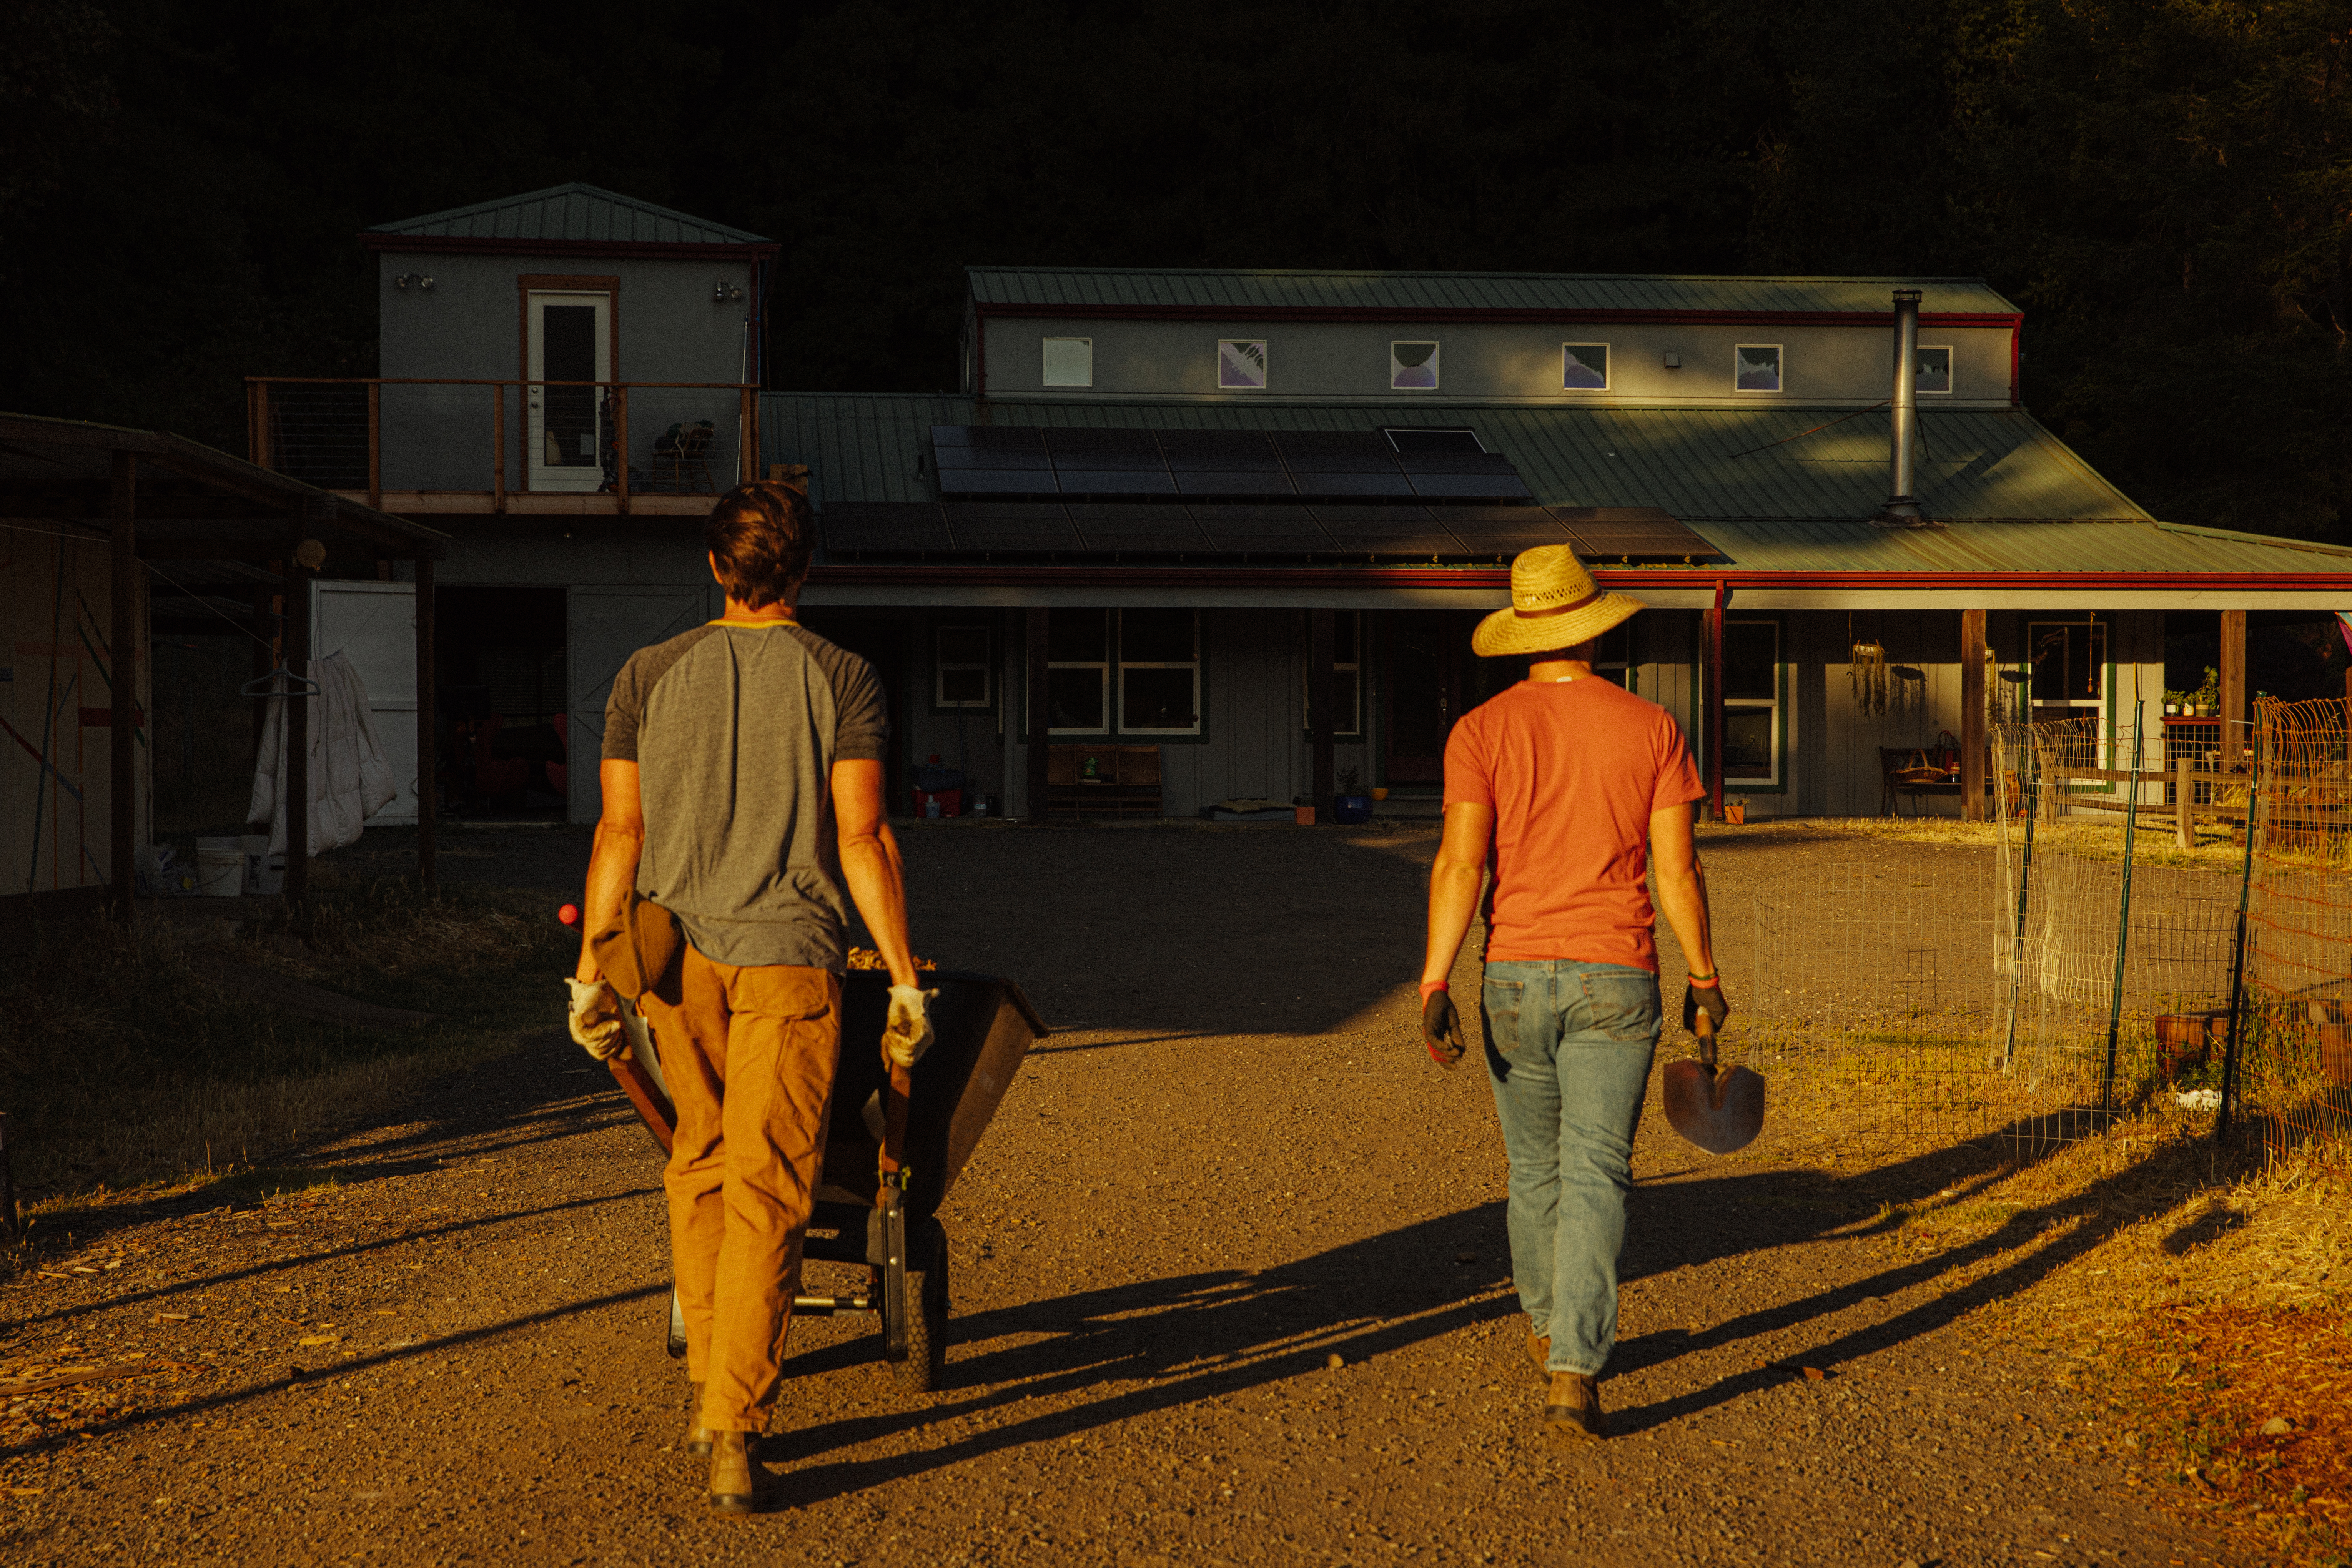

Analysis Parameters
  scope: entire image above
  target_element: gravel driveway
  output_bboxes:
[0,823,2242,1565]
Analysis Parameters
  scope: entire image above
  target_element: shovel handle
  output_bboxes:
[1694,1009,1718,1071]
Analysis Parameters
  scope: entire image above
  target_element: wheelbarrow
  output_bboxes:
[604,971,1046,1393]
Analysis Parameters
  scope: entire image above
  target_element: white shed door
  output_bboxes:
[567,585,713,823]
[311,580,419,826]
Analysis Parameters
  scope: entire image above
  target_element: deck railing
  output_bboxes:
[245,377,762,511]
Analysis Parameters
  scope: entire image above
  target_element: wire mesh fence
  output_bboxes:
[1728,713,2249,1162]
[2232,696,2352,1161]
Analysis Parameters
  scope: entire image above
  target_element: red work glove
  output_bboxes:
[1420,983,1465,1069]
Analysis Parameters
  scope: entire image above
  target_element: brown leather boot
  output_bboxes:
[685,1383,712,1454]
[1526,1332,1551,1390]
[709,1430,758,1513]
[1543,1371,1608,1442]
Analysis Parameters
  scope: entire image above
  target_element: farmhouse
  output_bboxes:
[235,184,2352,829]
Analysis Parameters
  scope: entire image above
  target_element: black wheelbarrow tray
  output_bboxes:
[607,970,1046,1393]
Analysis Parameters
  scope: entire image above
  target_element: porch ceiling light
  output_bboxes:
[394,273,434,291]
[713,279,744,303]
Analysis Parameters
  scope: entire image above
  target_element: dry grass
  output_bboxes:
[0,868,572,1212]
[1707,811,2257,871]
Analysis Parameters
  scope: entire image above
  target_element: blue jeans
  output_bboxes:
[1482,959,1661,1378]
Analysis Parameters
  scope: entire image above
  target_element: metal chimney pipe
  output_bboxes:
[1876,288,1927,524]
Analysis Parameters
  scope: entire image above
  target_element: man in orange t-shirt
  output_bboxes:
[1416,545,1729,1443]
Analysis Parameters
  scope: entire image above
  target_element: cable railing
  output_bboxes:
[245,378,762,511]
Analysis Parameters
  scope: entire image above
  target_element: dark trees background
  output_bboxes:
[3,0,2349,544]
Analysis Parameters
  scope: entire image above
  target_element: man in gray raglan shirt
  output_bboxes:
[565,479,931,1513]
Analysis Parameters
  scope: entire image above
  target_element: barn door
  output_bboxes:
[311,580,419,825]
[566,585,713,823]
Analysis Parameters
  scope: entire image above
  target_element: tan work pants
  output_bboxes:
[639,945,840,1432]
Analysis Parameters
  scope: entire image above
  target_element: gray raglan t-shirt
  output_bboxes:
[602,620,888,971]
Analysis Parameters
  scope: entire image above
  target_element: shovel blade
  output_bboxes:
[1662,1059,1766,1154]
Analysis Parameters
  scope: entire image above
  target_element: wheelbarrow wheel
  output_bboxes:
[891,1217,949,1394]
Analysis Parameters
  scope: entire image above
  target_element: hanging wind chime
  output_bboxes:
[1848,613,1889,715]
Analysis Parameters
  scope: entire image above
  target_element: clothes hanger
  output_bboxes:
[241,666,323,697]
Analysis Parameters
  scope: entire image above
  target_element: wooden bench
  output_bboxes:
[1047,745,1162,818]
[1878,746,2013,817]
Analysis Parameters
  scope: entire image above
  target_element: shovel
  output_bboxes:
[1662,1011,1766,1155]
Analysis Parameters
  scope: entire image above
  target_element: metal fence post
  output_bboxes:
[2100,701,2145,1109]
[2216,740,2262,1146]
[2001,730,2041,1071]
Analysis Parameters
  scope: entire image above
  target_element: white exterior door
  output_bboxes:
[527,290,612,493]
[311,580,419,825]
[566,584,715,823]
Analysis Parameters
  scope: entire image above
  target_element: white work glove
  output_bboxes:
[883,984,939,1068]
[566,978,627,1061]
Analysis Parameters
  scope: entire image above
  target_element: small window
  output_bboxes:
[1722,619,1781,785]
[1383,427,1482,456]
[1047,608,1109,733]
[1303,611,1365,736]
[935,623,991,710]
[1593,619,1635,692]
[1915,345,1953,394]
[1561,343,1610,391]
[1218,339,1268,390]
[1390,340,1440,390]
[1734,344,1782,393]
[1118,609,1200,735]
[1042,337,1093,388]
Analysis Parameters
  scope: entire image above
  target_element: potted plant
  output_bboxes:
[1333,767,1373,825]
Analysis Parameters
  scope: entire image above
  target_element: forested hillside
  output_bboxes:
[3,0,2346,542]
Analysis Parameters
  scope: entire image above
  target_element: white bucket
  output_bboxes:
[194,837,244,898]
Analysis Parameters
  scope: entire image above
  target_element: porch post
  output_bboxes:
[1308,609,1336,821]
[109,452,138,925]
[1025,607,1050,823]
[415,555,437,889]
[1706,582,1727,822]
[2218,609,2247,769]
[1961,608,1987,822]
[282,550,311,907]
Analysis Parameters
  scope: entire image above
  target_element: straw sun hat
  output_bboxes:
[1470,545,1647,658]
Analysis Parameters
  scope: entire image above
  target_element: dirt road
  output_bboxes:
[0,825,2242,1565]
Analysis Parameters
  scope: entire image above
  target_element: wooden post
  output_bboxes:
[615,386,630,514]
[282,551,311,908]
[254,382,272,470]
[1025,607,1050,822]
[744,385,760,481]
[1961,609,1988,822]
[415,555,437,889]
[366,381,382,510]
[109,451,138,925]
[1706,583,1727,822]
[250,579,276,767]
[2176,754,2195,851]
[739,387,755,488]
[1308,609,1336,822]
[2219,609,2247,768]
[492,383,507,514]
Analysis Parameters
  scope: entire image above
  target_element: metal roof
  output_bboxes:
[367,183,770,246]
[965,268,2019,317]
[762,392,2352,576]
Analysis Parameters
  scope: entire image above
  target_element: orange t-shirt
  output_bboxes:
[1443,677,1705,971]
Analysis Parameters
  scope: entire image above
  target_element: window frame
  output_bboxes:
[1720,615,1787,792]
[1041,336,1093,389]
[930,620,995,714]
[1733,343,1784,395]
[1390,340,1441,391]
[1593,618,1636,693]
[1046,608,1111,735]
[1560,342,1611,392]
[1301,610,1365,738]
[1115,609,1203,737]
[1915,344,1954,395]
[1217,338,1269,391]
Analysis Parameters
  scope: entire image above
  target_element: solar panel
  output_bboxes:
[1159,430,1283,471]
[936,467,1058,496]
[1426,506,1572,553]
[1270,430,1404,473]
[1054,468,1179,497]
[1310,504,1462,555]
[1042,428,1167,469]
[819,503,955,554]
[1384,427,1485,456]
[1065,504,1213,552]
[1550,507,1721,560]
[1191,504,1332,554]
[941,503,1083,553]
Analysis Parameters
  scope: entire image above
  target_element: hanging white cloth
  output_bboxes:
[247,651,399,856]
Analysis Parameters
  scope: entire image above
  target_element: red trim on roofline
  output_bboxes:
[972,302,2023,329]
[807,565,2352,590]
[361,234,780,260]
